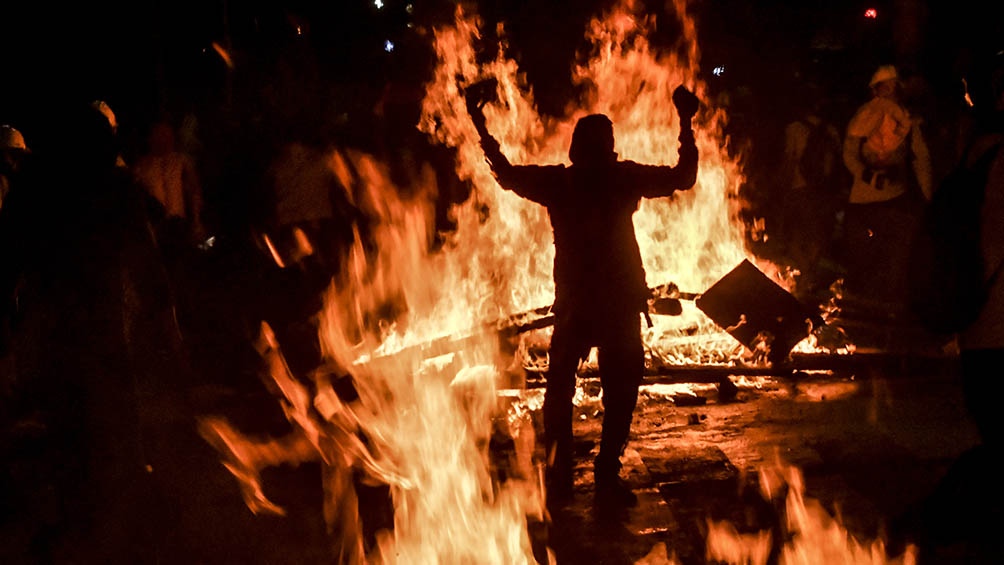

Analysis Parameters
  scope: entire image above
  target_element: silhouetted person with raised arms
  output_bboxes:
[466,83,700,509]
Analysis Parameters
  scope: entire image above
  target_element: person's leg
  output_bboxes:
[882,195,922,308]
[593,312,644,506]
[542,312,587,498]
[840,203,874,297]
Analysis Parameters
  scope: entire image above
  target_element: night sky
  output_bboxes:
[1,1,1001,157]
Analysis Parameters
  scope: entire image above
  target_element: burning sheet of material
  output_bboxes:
[695,259,824,365]
[199,1,830,563]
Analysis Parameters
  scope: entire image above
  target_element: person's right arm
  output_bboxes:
[466,89,559,206]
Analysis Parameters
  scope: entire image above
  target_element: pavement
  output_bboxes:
[544,360,991,565]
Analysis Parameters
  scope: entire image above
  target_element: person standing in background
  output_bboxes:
[777,82,847,297]
[891,47,1004,557]
[133,119,206,261]
[840,65,933,312]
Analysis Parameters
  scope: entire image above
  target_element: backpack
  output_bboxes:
[906,141,1002,335]
[861,112,911,168]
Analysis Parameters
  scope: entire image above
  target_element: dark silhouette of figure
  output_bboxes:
[777,84,848,297]
[0,100,179,562]
[957,47,1004,454]
[890,48,1004,560]
[466,83,700,509]
[132,118,206,263]
[265,138,352,279]
[0,125,32,352]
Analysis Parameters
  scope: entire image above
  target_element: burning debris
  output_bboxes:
[200,322,547,564]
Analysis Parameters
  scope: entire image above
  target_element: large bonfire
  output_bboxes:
[198,1,885,564]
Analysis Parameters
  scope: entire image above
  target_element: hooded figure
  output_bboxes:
[466,84,700,510]
[0,101,176,561]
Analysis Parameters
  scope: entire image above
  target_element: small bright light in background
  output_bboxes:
[864,8,878,19]
[384,40,395,53]
[296,26,302,35]
[405,3,414,14]
[712,65,725,77]
[373,0,384,8]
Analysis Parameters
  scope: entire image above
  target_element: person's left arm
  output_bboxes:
[631,86,700,198]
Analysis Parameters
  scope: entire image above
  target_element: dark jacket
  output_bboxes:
[479,134,698,317]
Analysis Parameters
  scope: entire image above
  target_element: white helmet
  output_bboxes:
[0,125,28,151]
[869,65,899,88]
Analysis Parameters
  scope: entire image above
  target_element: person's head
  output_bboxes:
[1,125,28,152]
[869,65,900,99]
[568,114,616,166]
[64,102,120,169]
[0,125,29,172]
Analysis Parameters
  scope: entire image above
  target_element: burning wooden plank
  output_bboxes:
[360,263,825,374]
[356,280,703,374]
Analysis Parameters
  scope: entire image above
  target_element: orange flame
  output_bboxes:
[706,463,918,565]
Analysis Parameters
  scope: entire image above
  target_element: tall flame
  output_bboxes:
[415,0,782,369]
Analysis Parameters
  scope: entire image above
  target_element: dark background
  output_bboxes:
[1,0,1002,232]
[2,1,1000,130]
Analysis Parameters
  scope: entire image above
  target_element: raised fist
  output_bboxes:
[672,85,700,119]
